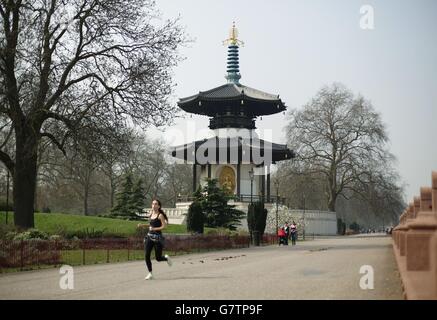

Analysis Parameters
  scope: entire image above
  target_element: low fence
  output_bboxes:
[0,231,313,271]
[0,234,287,271]
[392,171,437,300]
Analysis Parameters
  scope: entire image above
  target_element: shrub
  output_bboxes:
[53,225,68,238]
[205,227,237,236]
[5,231,18,241]
[42,207,51,213]
[13,229,49,241]
[349,222,360,232]
[186,200,204,234]
[64,228,107,239]
[337,218,346,235]
[235,230,249,237]
[247,201,268,244]
[0,224,17,240]
[49,235,63,241]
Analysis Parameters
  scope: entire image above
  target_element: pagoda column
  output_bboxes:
[262,169,265,202]
[259,166,265,202]
[237,163,241,199]
[267,169,271,202]
[192,164,197,192]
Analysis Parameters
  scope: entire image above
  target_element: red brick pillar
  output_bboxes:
[408,202,414,218]
[413,196,421,218]
[392,223,398,244]
[420,187,433,212]
[431,172,437,298]
[395,208,408,249]
[401,204,413,245]
[431,233,437,298]
[397,199,419,255]
[432,171,437,213]
[405,187,437,271]
[398,210,410,256]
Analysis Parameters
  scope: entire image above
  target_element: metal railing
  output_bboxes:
[0,235,251,270]
[0,233,284,271]
[176,194,287,204]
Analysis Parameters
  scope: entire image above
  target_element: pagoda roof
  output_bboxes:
[178,83,286,116]
[170,136,295,164]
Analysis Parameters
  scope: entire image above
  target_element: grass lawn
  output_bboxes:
[0,211,187,237]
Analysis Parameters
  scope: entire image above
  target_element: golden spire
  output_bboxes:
[223,21,244,46]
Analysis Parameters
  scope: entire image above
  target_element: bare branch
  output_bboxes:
[40,132,66,156]
[0,149,14,174]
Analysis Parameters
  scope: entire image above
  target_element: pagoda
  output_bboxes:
[171,23,294,203]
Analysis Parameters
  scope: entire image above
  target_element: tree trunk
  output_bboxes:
[328,196,336,213]
[328,166,337,212]
[84,186,89,216]
[109,168,115,209]
[327,181,337,212]
[84,173,90,216]
[13,127,39,229]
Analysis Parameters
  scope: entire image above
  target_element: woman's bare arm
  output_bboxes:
[150,215,167,232]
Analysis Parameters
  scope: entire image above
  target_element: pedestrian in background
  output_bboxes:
[284,222,290,245]
[290,221,297,246]
[278,227,286,245]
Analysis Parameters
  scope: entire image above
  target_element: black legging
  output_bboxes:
[144,237,168,272]
[291,233,297,245]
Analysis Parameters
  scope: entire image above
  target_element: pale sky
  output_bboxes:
[147,0,437,203]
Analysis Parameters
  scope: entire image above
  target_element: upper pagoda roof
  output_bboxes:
[178,82,286,116]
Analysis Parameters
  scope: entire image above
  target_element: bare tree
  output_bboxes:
[352,165,406,226]
[68,123,132,215]
[162,163,192,206]
[125,134,168,204]
[0,0,185,228]
[272,161,327,210]
[111,133,192,208]
[286,83,393,212]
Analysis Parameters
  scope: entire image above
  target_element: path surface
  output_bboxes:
[0,234,403,300]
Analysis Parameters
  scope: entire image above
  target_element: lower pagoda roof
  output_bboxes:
[178,83,286,117]
[170,136,295,165]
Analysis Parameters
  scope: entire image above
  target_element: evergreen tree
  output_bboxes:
[199,179,245,231]
[247,201,268,245]
[186,200,204,234]
[111,174,134,217]
[130,178,145,215]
